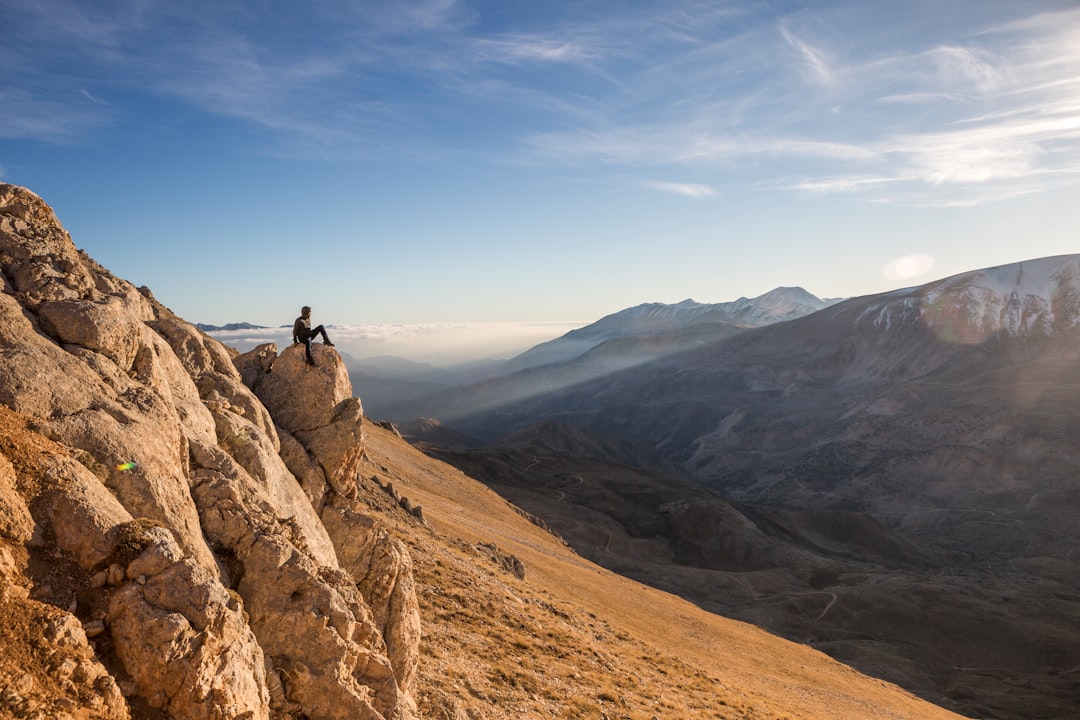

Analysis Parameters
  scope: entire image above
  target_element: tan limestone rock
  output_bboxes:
[0,186,101,310]
[130,324,219,449]
[233,336,421,714]
[190,442,416,716]
[216,407,341,564]
[0,292,109,419]
[106,525,270,720]
[147,316,237,378]
[190,456,416,720]
[0,232,221,577]
[38,297,142,370]
[1,184,421,720]
[295,396,366,499]
[321,502,421,692]
[277,427,329,511]
[0,186,154,319]
[200,371,279,449]
[43,404,219,574]
[0,454,32,543]
[35,455,131,569]
[238,533,410,720]
[232,342,278,390]
[0,593,129,719]
[250,343,359,432]
[237,342,366,501]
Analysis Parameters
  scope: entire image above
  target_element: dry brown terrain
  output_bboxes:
[358,421,968,720]
[392,258,1080,719]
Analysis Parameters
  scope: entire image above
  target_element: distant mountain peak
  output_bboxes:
[502,288,841,375]
[196,321,267,332]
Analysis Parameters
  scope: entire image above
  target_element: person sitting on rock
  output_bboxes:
[292,305,334,366]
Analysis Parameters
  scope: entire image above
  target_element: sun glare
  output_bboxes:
[882,253,935,282]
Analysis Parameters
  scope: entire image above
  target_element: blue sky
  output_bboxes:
[3,0,1079,329]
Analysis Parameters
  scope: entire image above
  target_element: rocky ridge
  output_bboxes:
[0,183,418,720]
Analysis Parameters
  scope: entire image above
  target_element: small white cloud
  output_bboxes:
[882,253,935,282]
[646,181,718,198]
[474,37,590,64]
[80,89,109,106]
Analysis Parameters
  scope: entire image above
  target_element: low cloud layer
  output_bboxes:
[208,321,585,366]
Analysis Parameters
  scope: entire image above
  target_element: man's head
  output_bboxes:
[301,306,311,317]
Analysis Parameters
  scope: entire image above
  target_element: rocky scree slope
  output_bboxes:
[0,183,418,720]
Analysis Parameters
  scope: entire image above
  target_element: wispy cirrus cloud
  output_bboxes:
[644,181,719,198]
[779,21,835,86]
[473,37,593,64]
[5,0,1080,210]
[523,6,1080,207]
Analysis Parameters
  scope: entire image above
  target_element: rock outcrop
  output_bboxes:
[0,184,420,720]
[237,341,421,702]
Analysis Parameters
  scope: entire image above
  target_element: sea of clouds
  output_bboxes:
[207,321,586,367]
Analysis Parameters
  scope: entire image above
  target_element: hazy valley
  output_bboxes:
[386,257,1080,720]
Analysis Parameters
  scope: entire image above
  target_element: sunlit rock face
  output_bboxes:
[0,183,420,720]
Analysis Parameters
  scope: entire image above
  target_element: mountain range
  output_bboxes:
[0,184,975,718]
[395,254,1080,720]
[502,287,842,374]
[379,286,840,427]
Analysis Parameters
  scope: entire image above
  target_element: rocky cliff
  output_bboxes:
[0,183,419,720]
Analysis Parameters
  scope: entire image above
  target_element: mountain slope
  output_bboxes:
[447,255,1080,479]
[419,255,1080,720]
[382,320,750,428]
[362,420,969,720]
[421,429,1080,720]
[502,286,840,374]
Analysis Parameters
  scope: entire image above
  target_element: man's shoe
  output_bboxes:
[324,341,335,347]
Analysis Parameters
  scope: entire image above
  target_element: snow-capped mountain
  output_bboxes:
[854,254,1080,342]
[503,286,840,373]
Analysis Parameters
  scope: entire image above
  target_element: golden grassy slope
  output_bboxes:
[360,421,971,720]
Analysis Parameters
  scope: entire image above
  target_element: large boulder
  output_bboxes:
[252,342,360,430]
[322,501,421,693]
[38,296,144,370]
[238,342,366,498]
[0,406,270,720]
[0,186,133,311]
